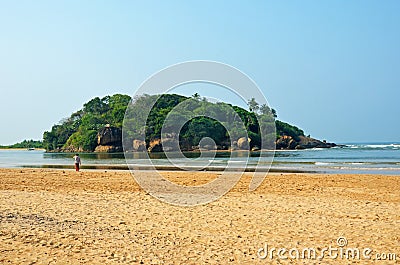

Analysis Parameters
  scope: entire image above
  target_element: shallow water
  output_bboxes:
[0,142,399,174]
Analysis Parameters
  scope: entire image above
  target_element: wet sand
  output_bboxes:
[0,168,399,264]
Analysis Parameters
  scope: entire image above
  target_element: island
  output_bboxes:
[42,93,336,153]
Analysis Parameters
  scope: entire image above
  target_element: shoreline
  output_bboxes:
[19,164,317,174]
[1,164,399,175]
[12,163,400,175]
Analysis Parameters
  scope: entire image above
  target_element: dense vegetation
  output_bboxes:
[0,140,43,149]
[43,94,131,151]
[276,120,305,141]
[42,93,305,152]
[124,94,270,149]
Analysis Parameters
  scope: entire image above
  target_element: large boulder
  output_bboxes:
[147,134,180,152]
[148,139,162,152]
[94,145,122,153]
[251,146,260,151]
[133,139,146,151]
[237,137,251,150]
[95,126,122,152]
[276,135,292,149]
[288,138,298,149]
[97,126,122,146]
[229,141,239,151]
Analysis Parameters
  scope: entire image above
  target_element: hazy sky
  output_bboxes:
[1,0,399,145]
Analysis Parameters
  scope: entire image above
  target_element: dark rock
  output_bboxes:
[147,135,181,152]
[276,135,336,150]
[97,126,122,146]
[276,135,292,149]
[251,146,260,151]
[148,139,162,152]
[132,140,146,152]
[95,126,122,152]
[288,139,297,149]
[297,136,336,149]
[295,144,305,150]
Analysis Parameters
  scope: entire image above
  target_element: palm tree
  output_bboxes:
[271,108,277,118]
[260,104,277,118]
[260,104,270,115]
[247,98,259,113]
[192,93,200,100]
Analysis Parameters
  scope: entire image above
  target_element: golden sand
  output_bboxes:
[0,168,399,264]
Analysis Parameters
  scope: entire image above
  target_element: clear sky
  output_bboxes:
[1,0,399,145]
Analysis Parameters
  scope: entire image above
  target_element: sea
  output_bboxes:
[0,142,399,175]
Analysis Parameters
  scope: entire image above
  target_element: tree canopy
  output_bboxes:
[43,94,131,151]
[0,139,43,149]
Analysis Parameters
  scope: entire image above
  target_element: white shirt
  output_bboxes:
[73,155,81,164]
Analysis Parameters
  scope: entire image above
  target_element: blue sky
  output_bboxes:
[0,0,399,145]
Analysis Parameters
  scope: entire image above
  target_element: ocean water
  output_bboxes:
[0,143,399,175]
[271,143,400,174]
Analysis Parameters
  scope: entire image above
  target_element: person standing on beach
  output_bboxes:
[73,154,81,172]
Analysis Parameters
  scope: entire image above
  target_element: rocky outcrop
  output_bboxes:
[94,145,122,153]
[147,139,162,152]
[146,134,181,152]
[97,126,122,146]
[229,141,239,151]
[276,135,336,150]
[137,134,336,152]
[95,126,122,152]
[276,135,297,149]
[132,139,146,152]
[251,146,260,151]
[61,146,84,153]
[296,136,336,149]
[237,137,251,150]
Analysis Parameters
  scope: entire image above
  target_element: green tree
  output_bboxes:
[247,98,259,113]
[192,93,200,100]
[260,104,277,118]
[43,94,132,152]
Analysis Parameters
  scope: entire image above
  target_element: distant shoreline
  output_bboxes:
[0,148,46,151]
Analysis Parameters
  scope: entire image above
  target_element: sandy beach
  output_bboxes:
[0,168,399,264]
